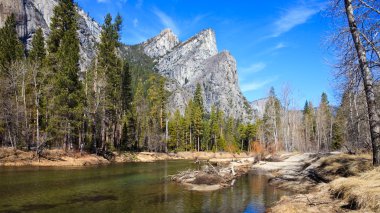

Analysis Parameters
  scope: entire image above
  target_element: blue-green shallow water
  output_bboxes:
[0,161,291,213]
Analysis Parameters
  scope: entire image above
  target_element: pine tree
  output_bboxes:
[0,14,24,74]
[202,119,211,151]
[303,100,316,150]
[193,83,204,115]
[263,87,281,150]
[192,84,204,151]
[238,124,247,150]
[29,28,47,150]
[210,106,219,151]
[184,100,194,150]
[225,117,236,152]
[29,28,45,64]
[132,79,150,150]
[317,92,333,151]
[121,62,133,113]
[168,110,182,150]
[217,108,225,151]
[0,14,24,147]
[192,104,203,151]
[46,0,84,150]
[246,123,257,151]
[92,13,123,150]
[121,61,135,150]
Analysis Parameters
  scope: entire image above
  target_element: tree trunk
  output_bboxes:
[344,0,380,166]
[197,136,200,152]
[165,119,168,153]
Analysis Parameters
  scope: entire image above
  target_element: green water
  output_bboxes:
[0,161,291,213]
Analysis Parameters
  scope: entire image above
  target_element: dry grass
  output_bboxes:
[269,153,378,212]
[315,154,372,181]
[0,147,109,166]
[329,168,380,212]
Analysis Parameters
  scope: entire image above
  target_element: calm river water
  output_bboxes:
[0,161,291,213]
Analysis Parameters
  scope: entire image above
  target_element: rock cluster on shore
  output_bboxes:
[171,157,255,191]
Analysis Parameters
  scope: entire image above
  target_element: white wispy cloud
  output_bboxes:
[241,77,278,92]
[152,7,180,35]
[271,5,322,37]
[256,42,287,56]
[240,62,267,73]
[275,42,286,49]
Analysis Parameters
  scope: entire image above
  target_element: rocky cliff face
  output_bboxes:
[0,0,100,71]
[250,98,268,118]
[142,29,252,121]
[141,29,179,58]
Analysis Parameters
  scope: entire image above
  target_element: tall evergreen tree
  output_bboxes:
[0,14,24,147]
[210,106,219,151]
[46,0,84,150]
[263,87,281,150]
[29,28,45,64]
[192,84,204,151]
[193,83,204,114]
[317,92,333,151]
[303,100,316,150]
[91,13,123,150]
[29,28,47,150]
[121,61,135,150]
[0,14,23,74]
[121,62,133,112]
[133,79,147,150]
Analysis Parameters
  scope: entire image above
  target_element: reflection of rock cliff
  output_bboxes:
[141,29,252,120]
[0,0,100,71]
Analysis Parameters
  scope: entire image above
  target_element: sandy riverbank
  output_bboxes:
[0,147,255,167]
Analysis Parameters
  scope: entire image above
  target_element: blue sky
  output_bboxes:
[76,0,336,108]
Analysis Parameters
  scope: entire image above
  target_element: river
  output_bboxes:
[0,161,291,213]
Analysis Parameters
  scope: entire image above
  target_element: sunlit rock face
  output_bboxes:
[141,28,180,58]
[250,98,269,119]
[143,28,252,121]
[0,0,101,72]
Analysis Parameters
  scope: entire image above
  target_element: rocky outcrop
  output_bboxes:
[141,28,179,58]
[155,29,218,86]
[144,29,252,121]
[0,0,100,71]
[250,98,268,118]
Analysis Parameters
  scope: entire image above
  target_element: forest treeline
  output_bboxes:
[0,0,379,165]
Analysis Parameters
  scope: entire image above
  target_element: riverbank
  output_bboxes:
[0,147,255,167]
[252,152,378,212]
